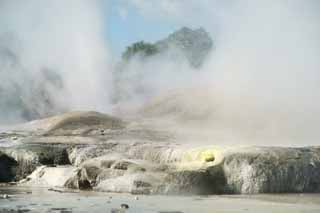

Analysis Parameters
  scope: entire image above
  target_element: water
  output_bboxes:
[0,186,320,213]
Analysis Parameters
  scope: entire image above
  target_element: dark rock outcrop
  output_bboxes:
[0,144,71,181]
[0,151,18,182]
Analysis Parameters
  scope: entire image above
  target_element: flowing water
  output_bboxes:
[0,186,320,213]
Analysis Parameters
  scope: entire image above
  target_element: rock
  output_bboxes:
[120,203,129,209]
[162,169,225,195]
[0,151,18,182]
[100,159,116,169]
[94,172,162,194]
[22,166,78,188]
[0,147,38,180]
[100,129,105,135]
[0,144,72,182]
[34,146,71,165]
[2,194,9,199]
[64,174,92,190]
[202,151,215,162]
[111,161,131,170]
[111,209,126,213]
[133,180,152,188]
[222,147,320,193]
[111,160,139,170]
[48,188,63,193]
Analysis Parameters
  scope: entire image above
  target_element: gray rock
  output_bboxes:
[222,147,320,193]
[161,169,225,195]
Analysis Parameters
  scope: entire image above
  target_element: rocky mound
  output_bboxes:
[23,111,126,136]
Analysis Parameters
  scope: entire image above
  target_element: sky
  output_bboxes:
[104,1,180,58]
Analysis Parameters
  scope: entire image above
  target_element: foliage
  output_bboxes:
[122,41,158,61]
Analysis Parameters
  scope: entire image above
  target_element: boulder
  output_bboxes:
[21,166,78,188]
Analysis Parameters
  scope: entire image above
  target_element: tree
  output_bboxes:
[122,41,158,61]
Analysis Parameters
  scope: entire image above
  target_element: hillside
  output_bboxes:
[121,27,213,68]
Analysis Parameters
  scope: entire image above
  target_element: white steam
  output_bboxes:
[202,1,320,145]
[1,1,320,146]
[0,0,111,123]
[126,0,320,146]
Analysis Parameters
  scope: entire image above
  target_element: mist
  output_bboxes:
[0,0,111,124]
[1,1,320,146]
[200,1,320,145]
[124,0,320,146]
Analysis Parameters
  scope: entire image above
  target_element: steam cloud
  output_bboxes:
[202,1,320,145]
[127,0,320,146]
[0,0,111,123]
[1,1,320,146]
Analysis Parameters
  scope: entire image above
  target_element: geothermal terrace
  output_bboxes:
[1,111,319,195]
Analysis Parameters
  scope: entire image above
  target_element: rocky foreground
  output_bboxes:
[1,111,320,195]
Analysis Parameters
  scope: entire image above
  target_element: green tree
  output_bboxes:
[122,41,158,61]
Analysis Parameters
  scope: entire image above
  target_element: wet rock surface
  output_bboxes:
[0,111,320,195]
